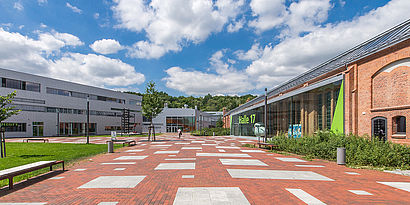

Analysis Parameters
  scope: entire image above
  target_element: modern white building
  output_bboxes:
[0,68,142,138]
[142,103,223,133]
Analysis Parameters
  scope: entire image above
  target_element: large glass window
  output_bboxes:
[59,122,96,135]
[0,122,26,132]
[1,78,40,92]
[393,116,406,134]
[166,116,195,132]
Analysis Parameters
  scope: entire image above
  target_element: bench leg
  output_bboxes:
[62,161,65,171]
[50,165,53,171]
[8,177,13,190]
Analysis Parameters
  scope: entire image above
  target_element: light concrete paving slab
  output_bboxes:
[78,176,146,188]
[175,143,190,145]
[275,157,307,162]
[97,202,119,205]
[227,169,334,181]
[216,146,240,149]
[154,151,180,154]
[165,158,196,161]
[151,142,166,144]
[181,147,202,150]
[50,177,64,179]
[348,190,373,195]
[114,156,148,160]
[191,141,205,143]
[151,145,172,147]
[345,172,360,175]
[218,149,226,152]
[197,153,251,157]
[377,182,410,192]
[286,188,326,205]
[101,162,136,165]
[155,163,195,170]
[295,165,325,168]
[220,159,268,166]
[240,150,265,153]
[182,175,195,178]
[168,155,177,157]
[202,144,217,146]
[125,149,144,152]
[173,187,250,205]
[74,169,86,171]
[114,168,126,171]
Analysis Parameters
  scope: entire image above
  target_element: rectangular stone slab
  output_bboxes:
[227,169,334,181]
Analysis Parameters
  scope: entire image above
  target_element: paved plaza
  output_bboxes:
[1,134,409,204]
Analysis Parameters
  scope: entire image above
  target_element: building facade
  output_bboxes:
[142,104,223,133]
[224,20,410,144]
[0,68,143,138]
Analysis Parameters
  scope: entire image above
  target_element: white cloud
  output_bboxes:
[94,13,100,19]
[248,0,331,36]
[40,23,47,28]
[66,2,82,14]
[227,18,245,33]
[90,39,123,55]
[164,66,252,95]
[38,0,47,5]
[0,28,144,88]
[163,50,252,95]
[18,25,24,29]
[14,2,24,11]
[49,53,145,87]
[112,0,245,59]
[235,43,262,61]
[246,0,410,89]
[248,0,287,32]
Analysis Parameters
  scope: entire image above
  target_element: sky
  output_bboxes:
[0,0,409,97]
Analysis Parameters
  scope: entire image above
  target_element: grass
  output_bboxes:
[0,142,121,187]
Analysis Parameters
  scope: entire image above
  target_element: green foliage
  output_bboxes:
[268,130,410,169]
[128,91,256,112]
[0,142,121,187]
[141,81,163,121]
[0,91,20,123]
[216,117,224,128]
[191,127,230,136]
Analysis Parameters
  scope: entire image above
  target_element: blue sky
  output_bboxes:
[0,0,409,96]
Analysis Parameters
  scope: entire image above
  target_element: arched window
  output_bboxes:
[393,116,406,135]
[371,117,387,140]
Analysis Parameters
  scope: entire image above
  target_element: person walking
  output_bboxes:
[178,128,182,139]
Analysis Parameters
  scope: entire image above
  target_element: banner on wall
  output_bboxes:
[288,124,302,138]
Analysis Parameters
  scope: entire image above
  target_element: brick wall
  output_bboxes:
[346,39,410,143]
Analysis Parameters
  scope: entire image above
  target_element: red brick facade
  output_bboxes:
[345,39,410,144]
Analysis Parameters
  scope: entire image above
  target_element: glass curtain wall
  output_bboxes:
[231,81,342,137]
[59,122,96,136]
[166,117,195,132]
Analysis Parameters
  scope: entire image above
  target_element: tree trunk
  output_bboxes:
[153,124,156,141]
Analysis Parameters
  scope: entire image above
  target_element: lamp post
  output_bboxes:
[264,88,267,142]
[86,96,90,144]
[57,109,60,136]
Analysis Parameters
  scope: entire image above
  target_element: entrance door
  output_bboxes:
[372,117,386,140]
[32,122,44,136]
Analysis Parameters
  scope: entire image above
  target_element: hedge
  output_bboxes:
[267,130,410,169]
[191,128,230,136]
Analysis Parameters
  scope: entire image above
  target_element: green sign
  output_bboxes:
[239,114,256,124]
[0,123,18,127]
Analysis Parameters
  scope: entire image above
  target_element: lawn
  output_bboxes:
[0,142,121,187]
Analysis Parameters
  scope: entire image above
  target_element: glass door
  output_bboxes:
[32,122,44,136]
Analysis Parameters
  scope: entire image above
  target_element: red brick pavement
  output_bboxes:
[0,134,409,204]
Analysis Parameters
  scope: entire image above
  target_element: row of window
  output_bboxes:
[1,78,40,92]
[0,122,26,132]
[11,104,121,117]
[1,77,141,106]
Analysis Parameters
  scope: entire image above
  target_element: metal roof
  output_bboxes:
[225,19,410,116]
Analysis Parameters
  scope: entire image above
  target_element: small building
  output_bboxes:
[224,19,410,144]
[0,68,143,137]
[142,103,223,133]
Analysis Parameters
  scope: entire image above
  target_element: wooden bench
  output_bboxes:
[23,138,49,143]
[257,142,278,150]
[106,139,136,147]
[0,160,64,190]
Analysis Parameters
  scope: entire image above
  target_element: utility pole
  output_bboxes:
[86,96,90,144]
[264,88,268,142]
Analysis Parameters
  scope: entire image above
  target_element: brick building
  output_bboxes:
[224,19,409,144]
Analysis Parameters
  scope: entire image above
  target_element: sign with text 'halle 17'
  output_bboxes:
[239,114,256,124]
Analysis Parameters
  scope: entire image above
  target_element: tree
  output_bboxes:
[142,81,163,141]
[0,91,20,158]
[216,117,224,128]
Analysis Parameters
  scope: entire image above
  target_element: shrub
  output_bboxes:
[267,130,410,169]
[191,128,230,136]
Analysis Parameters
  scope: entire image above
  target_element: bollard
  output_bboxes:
[213,132,215,136]
[337,147,346,165]
[108,141,114,153]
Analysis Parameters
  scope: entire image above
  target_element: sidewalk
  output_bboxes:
[0,134,409,204]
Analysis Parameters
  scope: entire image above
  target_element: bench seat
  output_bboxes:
[0,160,64,189]
[256,142,278,150]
